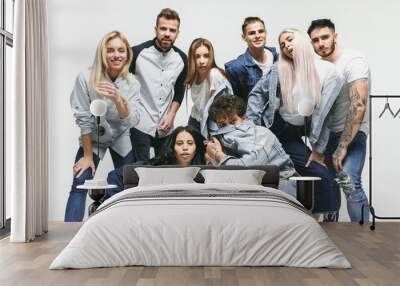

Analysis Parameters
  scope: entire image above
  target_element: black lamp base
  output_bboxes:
[296,180,315,211]
[88,188,106,216]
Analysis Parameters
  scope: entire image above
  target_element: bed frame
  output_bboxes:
[122,165,316,212]
[123,165,280,189]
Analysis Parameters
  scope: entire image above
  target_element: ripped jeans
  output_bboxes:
[324,131,369,222]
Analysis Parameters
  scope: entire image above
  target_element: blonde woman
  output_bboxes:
[185,38,232,134]
[247,28,344,217]
[65,31,140,222]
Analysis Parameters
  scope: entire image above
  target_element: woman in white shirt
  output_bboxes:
[65,31,141,222]
[247,28,343,218]
[185,38,232,134]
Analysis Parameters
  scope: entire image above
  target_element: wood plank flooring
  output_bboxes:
[0,222,399,286]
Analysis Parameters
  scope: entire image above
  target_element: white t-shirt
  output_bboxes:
[190,68,230,121]
[329,49,370,134]
[279,83,306,126]
[279,59,340,126]
[253,48,274,76]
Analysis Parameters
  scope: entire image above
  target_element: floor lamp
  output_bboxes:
[90,99,107,159]
[87,99,107,214]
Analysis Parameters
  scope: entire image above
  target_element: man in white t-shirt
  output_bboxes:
[308,19,370,222]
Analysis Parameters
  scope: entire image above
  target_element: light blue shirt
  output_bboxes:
[210,120,296,179]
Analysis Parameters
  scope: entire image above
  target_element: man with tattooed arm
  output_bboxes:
[308,19,370,222]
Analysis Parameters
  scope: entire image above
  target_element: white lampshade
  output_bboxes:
[298,99,314,116]
[90,99,107,117]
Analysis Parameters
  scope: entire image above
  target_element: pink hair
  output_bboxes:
[277,28,321,113]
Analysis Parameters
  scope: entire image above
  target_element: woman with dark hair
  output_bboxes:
[104,126,206,198]
[151,126,206,166]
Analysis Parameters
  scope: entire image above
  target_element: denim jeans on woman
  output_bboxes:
[64,147,134,222]
[324,131,369,222]
[270,112,341,214]
[103,160,145,200]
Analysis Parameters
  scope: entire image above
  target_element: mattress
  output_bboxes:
[50,183,350,269]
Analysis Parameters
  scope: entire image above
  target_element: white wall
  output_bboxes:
[48,0,400,221]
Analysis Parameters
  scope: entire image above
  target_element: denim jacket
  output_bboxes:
[225,47,278,102]
[246,61,344,153]
[209,120,296,179]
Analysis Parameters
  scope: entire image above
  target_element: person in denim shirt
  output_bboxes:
[65,31,140,222]
[225,17,278,104]
[308,19,370,222]
[205,95,297,197]
[246,29,344,217]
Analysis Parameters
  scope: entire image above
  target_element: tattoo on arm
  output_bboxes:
[334,79,368,157]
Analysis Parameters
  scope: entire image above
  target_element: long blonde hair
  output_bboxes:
[89,31,133,93]
[277,28,321,113]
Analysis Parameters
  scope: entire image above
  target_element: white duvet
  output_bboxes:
[50,183,351,269]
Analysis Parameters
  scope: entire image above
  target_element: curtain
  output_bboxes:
[10,0,48,242]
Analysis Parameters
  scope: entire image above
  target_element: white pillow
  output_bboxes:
[136,167,201,186]
[200,169,266,185]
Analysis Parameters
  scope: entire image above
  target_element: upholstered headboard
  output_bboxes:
[123,165,280,189]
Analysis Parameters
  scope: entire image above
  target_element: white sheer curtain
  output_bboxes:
[9,0,48,242]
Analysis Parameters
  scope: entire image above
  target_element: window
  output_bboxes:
[0,0,14,234]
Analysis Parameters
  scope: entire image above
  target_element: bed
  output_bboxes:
[50,165,350,269]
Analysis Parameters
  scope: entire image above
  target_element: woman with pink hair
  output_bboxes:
[246,28,343,219]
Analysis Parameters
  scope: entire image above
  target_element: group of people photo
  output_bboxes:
[64,8,371,225]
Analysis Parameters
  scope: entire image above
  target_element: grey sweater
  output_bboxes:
[70,69,140,158]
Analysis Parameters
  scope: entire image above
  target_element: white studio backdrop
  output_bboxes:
[47,0,400,221]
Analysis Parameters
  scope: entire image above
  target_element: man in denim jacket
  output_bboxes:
[225,17,278,104]
[205,95,297,196]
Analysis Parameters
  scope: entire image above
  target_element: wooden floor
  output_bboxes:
[0,222,399,286]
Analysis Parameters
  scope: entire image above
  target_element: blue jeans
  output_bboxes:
[104,160,145,199]
[64,147,134,222]
[106,166,124,198]
[270,113,340,214]
[282,138,340,213]
[325,131,369,222]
